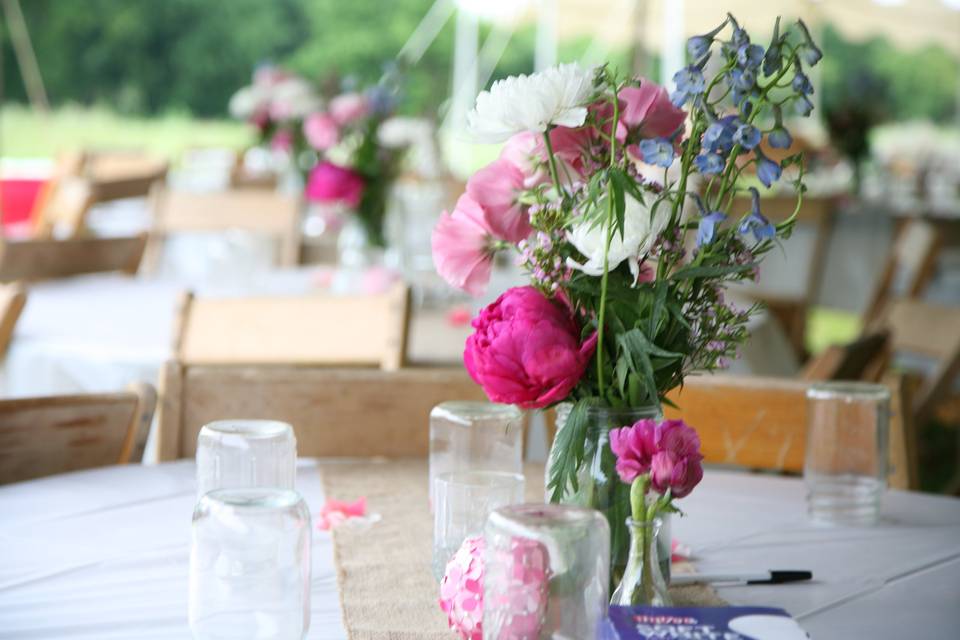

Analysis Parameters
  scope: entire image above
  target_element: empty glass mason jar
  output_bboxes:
[189,488,311,640]
[484,504,609,639]
[196,420,297,499]
[429,402,524,507]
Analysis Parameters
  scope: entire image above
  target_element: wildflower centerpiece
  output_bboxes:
[302,75,406,255]
[432,14,820,579]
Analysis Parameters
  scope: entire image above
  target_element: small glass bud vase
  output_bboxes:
[484,504,609,639]
[429,401,524,507]
[611,517,672,607]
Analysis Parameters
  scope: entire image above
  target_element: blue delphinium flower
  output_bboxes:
[763,17,783,76]
[768,126,793,149]
[687,36,712,60]
[737,44,764,69]
[796,19,823,66]
[792,72,813,96]
[739,187,776,242]
[639,138,675,168]
[702,116,737,154]
[733,124,761,150]
[755,148,782,187]
[698,210,728,246]
[695,152,725,175]
[673,65,706,97]
[794,95,814,117]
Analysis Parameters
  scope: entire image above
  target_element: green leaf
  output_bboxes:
[546,397,601,503]
[670,262,760,281]
[621,326,684,360]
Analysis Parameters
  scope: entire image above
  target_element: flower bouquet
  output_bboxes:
[432,13,821,578]
[302,77,406,250]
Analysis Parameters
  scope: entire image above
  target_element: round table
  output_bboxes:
[1,461,958,639]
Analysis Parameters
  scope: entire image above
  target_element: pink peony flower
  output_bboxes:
[305,161,365,208]
[329,92,370,125]
[618,79,686,139]
[649,420,704,498]
[303,112,340,150]
[432,195,496,297]
[464,286,597,409]
[609,419,658,483]
[465,158,532,244]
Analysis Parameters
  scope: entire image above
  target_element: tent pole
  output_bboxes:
[1,0,48,112]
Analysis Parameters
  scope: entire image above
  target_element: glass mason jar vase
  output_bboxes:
[545,404,671,583]
[611,517,672,606]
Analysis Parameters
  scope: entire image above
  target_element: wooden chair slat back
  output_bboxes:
[175,284,410,370]
[863,220,942,327]
[800,331,890,383]
[0,284,27,357]
[33,176,96,238]
[84,152,169,201]
[658,374,913,488]
[886,299,960,360]
[0,234,148,282]
[156,365,488,461]
[0,385,157,484]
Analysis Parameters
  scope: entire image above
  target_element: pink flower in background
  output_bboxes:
[609,419,658,483]
[432,195,497,296]
[464,286,597,409]
[618,80,686,139]
[465,158,531,243]
[270,129,293,153]
[649,419,704,498]
[330,92,370,125]
[305,161,365,207]
[304,112,340,150]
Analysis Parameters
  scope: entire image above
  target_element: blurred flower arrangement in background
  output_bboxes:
[230,65,407,249]
[432,14,820,576]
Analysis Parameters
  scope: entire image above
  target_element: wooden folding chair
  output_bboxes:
[0,383,157,484]
[32,175,96,238]
[145,188,302,270]
[728,194,837,361]
[863,219,941,331]
[882,299,960,427]
[156,365,486,461]
[0,234,148,282]
[800,331,891,383]
[0,284,27,357]
[172,282,411,371]
[83,150,169,202]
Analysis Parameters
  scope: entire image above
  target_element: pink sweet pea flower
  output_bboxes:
[304,112,340,150]
[609,419,658,483]
[330,92,370,125]
[464,286,597,409]
[431,194,497,297]
[465,158,532,244]
[619,79,687,139]
[305,161,365,208]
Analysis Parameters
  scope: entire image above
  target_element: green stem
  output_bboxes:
[595,86,621,401]
[542,128,564,196]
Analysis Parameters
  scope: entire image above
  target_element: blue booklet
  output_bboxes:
[607,606,809,639]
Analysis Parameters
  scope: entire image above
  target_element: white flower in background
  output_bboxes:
[566,196,669,280]
[467,63,596,143]
[269,77,323,121]
[228,85,268,119]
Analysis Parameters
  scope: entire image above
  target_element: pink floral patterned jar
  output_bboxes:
[483,504,609,639]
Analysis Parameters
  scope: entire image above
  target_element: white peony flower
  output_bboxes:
[269,78,323,121]
[229,85,268,119]
[566,196,669,280]
[467,63,596,143]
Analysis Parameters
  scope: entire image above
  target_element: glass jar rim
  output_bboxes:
[807,382,890,401]
[201,487,304,510]
[625,516,663,528]
[431,401,523,421]
[199,419,293,439]
[434,470,525,489]
[488,503,604,533]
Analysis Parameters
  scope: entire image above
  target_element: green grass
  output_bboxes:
[806,306,862,355]
[0,104,253,160]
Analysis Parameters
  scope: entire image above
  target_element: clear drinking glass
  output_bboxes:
[805,382,891,525]
[429,402,524,509]
[196,420,297,498]
[189,488,311,639]
[432,470,525,580]
[484,504,610,640]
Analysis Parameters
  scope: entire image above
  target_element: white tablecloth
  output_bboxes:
[1,462,957,639]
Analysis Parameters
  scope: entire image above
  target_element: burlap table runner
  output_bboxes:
[320,459,724,639]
